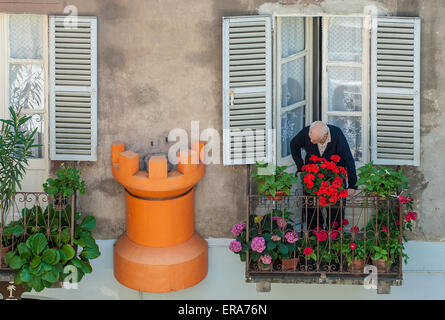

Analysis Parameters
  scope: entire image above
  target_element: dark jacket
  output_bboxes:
[289,124,358,190]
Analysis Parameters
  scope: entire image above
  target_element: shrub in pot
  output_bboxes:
[43,163,86,209]
[4,204,100,292]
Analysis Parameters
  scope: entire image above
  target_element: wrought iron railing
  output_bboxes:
[0,192,76,270]
[246,190,404,281]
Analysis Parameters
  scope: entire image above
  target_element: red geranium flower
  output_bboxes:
[351,226,360,233]
[330,230,339,240]
[395,220,401,226]
[331,155,340,162]
[349,243,357,250]
[342,219,349,226]
[319,196,328,207]
[382,226,389,233]
[316,231,328,242]
[303,247,313,255]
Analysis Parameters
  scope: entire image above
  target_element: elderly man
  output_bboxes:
[290,121,358,232]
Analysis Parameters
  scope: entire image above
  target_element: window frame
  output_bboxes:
[0,13,49,171]
[321,16,371,168]
[274,16,313,167]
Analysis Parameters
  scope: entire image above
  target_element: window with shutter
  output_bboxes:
[49,16,97,161]
[371,17,421,166]
[222,16,272,165]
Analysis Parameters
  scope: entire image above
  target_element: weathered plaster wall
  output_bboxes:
[6,0,443,241]
[393,0,445,241]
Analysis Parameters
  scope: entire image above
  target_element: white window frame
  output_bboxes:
[275,16,313,167]
[0,13,49,171]
[321,16,371,168]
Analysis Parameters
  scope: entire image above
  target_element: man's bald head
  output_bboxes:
[309,121,329,144]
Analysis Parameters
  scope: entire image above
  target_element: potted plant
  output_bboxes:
[299,155,348,207]
[4,204,100,292]
[229,210,296,272]
[250,161,297,200]
[43,163,86,209]
[356,161,409,198]
[0,107,39,257]
[342,240,367,275]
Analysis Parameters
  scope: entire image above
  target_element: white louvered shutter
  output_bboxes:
[371,17,420,166]
[49,16,97,161]
[222,16,273,165]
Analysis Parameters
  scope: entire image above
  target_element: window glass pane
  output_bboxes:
[328,66,361,112]
[9,64,44,111]
[328,17,362,62]
[22,114,44,159]
[282,57,305,108]
[281,17,305,58]
[281,106,305,158]
[9,14,43,59]
[328,116,362,162]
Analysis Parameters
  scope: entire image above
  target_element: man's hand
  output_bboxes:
[347,189,356,197]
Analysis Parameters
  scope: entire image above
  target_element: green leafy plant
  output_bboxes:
[356,161,409,197]
[3,204,100,291]
[0,107,39,234]
[4,233,76,292]
[43,163,86,201]
[250,161,297,197]
[63,215,101,282]
[342,240,367,266]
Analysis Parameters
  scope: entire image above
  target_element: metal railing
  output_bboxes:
[246,190,403,280]
[0,192,76,270]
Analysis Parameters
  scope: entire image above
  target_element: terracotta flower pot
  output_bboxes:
[282,257,299,271]
[266,191,287,201]
[0,245,12,268]
[372,258,390,273]
[257,261,273,271]
[348,259,365,275]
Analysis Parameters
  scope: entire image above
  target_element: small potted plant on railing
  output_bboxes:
[356,161,409,198]
[250,161,297,200]
[342,239,367,274]
[43,163,86,210]
[299,155,348,207]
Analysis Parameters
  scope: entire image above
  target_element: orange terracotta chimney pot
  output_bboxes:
[112,141,208,292]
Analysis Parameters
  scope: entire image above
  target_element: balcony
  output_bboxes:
[243,190,405,294]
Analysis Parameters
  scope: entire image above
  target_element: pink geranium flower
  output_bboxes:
[251,237,266,253]
[229,240,242,253]
[231,222,245,237]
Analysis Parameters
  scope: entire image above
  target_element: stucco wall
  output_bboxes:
[3,0,444,241]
